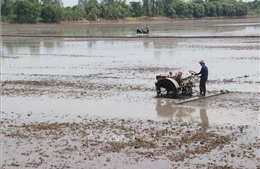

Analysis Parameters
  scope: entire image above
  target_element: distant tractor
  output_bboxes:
[136,26,149,34]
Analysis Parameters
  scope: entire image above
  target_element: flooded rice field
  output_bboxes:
[0,18,259,168]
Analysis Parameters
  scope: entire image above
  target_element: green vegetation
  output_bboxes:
[247,0,260,14]
[0,0,258,23]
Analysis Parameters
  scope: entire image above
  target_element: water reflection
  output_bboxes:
[156,98,209,131]
[200,108,209,132]
[2,37,64,55]
[87,41,97,48]
[39,27,135,37]
[156,98,195,122]
[143,40,149,48]
[1,26,135,37]
[2,37,179,57]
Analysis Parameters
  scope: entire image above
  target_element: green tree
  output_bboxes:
[151,0,155,16]
[62,5,85,21]
[213,1,223,16]
[202,2,214,16]
[1,0,14,16]
[85,0,100,21]
[100,0,116,19]
[100,0,129,20]
[236,2,248,16]
[247,0,259,14]
[186,2,194,18]
[40,0,63,6]
[176,1,188,18]
[130,1,143,17]
[71,5,85,20]
[222,2,235,16]
[1,0,16,22]
[193,3,205,18]
[143,0,152,17]
[117,0,131,18]
[164,3,176,18]
[14,0,41,23]
[41,4,62,23]
[155,0,165,16]
[29,0,40,3]
[62,6,73,21]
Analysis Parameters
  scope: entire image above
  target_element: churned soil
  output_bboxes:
[2,112,259,169]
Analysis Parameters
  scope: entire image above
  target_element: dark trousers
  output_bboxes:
[199,79,207,96]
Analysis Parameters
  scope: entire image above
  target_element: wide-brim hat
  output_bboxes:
[199,60,205,64]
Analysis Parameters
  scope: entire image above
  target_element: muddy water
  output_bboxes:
[1,35,259,126]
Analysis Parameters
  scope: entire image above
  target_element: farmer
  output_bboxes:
[144,25,149,34]
[196,60,208,97]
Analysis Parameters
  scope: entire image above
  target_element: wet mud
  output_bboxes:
[2,113,259,169]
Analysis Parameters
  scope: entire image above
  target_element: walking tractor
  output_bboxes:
[155,70,198,98]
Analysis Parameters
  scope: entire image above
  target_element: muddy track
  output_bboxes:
[1,111,259,169]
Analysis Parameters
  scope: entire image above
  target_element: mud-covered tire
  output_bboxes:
[156,79,177,98]
[136,29,142,34]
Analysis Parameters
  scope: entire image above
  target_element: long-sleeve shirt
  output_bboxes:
[197,65,208,81]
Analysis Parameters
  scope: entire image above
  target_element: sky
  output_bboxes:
[62,0,78,7]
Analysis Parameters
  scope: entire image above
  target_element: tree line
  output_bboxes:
[0,0,258,23]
